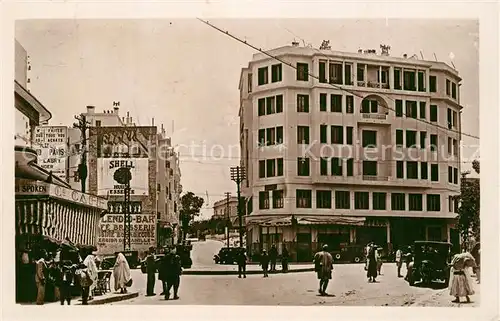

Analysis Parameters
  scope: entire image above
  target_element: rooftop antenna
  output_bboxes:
[420,50,424,60]
[449,52,456,69]
[433,53,438,61]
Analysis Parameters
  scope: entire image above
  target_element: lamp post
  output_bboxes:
[114,167,132,252]
[230,166,246,248]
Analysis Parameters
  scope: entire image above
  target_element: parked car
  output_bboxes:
[407,241,452,286]
[214,247,244,265]
[339,245,366,263]
[99,255,117,270]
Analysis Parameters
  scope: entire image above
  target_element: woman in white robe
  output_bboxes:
[448,252,476,303]
[83,254,98,300]
[113,253,132,294]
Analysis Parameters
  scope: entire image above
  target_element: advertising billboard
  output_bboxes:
[34,126,68,181]
[96,158,149,196]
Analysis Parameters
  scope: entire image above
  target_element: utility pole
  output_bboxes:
[73,114,91,193]
[230,166,246,249]
[114,167,132,252]
[224,192,231,249]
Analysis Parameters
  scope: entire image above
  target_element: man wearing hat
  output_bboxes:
[145,247,156,296]
[313,245,334,296]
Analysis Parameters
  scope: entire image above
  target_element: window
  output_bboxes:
[331,158,343,176]
[276,95,283,113]
[406,130,417,148]
[276,126,283,144]
[409,194,423,211]
[331,94,342,112]
[362,161,377,176]
[448,166,453,183]
[421,162,428,179]
[157,183,161,192]
[266,127,276,145]
[297,126,310,144]
[452,111,457,128]
[320,158,328,176]
[446,79,451,96]
[272,190,284,208]
[430,105,438,122]
[258,129,265,146]
[335,191,350,209]
[354,192,369,209]
[266,159,276,177]
[297,157,310,176]
[452,83,457,99]
[391,193,405,211]
[346,127,353,145]
[357,64,365,82]
[420,132,427,149]
[362,130,377,147]
[319,61,327,83]
[331,126,343,144]
[316,190,332,209]
[403,70,416,91]
[320,93,327,111]
[430,134,438,152]
[396,161,404,178]
[370,100,378,113]
[95,120,102,127]
[454,168,458,184]
[297,94,309,112]
[448,137,452,155]
[297,63,309,81]
[378,69,388,84]
[320,125,328,143]
[258,67,268,85]
[447,108,452,129]
[361,100,370,113]
[427,194,441,211]
[395,100,403,117]
[407,161,418,179]
[329,63,342,84]
[296,189,312,208]
[431,164,439,182]
[429,75,437,92]
[345,64,352,84]
[373,192,387,210]
[271,64,282,83]
[258,98,266,116]
[406,101,417,118]
[259,160,266,178]
[277,158,284,176]
[248,73,252,93]
[346,158,354,176]
[259,191,269,209]
[453,139,458,156]
[419,102,426,119]
[266,96,275,115]
[394,68,402,90]
[395,129,403,146]
[346,95,354,113]
[418,71,425,91]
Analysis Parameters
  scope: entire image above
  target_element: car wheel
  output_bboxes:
[354,256,361,263]
[335,253,341,260]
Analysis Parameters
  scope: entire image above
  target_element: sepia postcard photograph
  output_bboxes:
[1,2,498,321]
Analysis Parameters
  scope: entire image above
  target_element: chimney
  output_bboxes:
[86,106,95,114]
[292,41,299,47]
[152,117,155,126]
[358,49,363,53]
[403,53,408,58]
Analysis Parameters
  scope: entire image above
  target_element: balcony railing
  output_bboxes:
[357,81,366,87]
[362,175,389,181]
[367,81,380,88]
[362,113,387,120]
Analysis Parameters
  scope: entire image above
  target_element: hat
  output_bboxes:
[322,244,328,250]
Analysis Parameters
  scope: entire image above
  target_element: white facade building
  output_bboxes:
[239,44,462,261]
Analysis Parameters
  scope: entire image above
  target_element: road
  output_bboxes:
[190,239,223,267]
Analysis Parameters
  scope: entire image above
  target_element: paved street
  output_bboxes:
[191,239,223,267]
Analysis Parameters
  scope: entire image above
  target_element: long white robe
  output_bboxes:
[83,255,98,295]
[113,253,131,291]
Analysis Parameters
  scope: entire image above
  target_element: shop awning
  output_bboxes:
[250,215,366,227]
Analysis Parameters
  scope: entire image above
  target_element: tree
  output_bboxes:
[456,160,480,250]
[179,192,204,241]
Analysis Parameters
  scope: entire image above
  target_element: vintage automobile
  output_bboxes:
[407,241,452,286]
[214,247,245,265]
[339,244,366,263]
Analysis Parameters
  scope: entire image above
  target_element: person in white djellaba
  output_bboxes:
[448,251,477,303]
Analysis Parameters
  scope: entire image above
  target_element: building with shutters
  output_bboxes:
[239,43,462,262]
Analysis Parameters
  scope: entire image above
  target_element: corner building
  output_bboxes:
[239,44,462,262]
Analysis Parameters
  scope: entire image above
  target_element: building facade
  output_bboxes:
[239,44,461,261]
[213,196,239,224]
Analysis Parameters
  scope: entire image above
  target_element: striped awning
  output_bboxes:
[16,198,102,247]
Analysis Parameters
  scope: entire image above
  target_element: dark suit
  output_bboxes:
[146,254,156,296]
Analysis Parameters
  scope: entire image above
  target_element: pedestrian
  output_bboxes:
[471,243,480,284]
[35,250,48,305]
[376,247,383,275]
[83,250,98,301]
[269,245,278,272]
[164,248,182,300]
[77,262,93,305]
[58,261,75,305]
[281,246,289,273]
[145,247,156,296]
[395,247,403,278]
[260,249,270,277]
[449,252,477,303]
[313,244,333,296]
[236,248,247,278]
[113,253,132,294]
[158,247,170,296]
[364,242,373,271]
[366,244,378,282]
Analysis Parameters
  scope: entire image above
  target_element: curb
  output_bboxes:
[87,292,139,305]
[182,268,314,275]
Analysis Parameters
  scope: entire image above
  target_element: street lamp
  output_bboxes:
[230,166,246,248]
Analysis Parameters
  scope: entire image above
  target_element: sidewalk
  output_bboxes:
[413,277,481,307]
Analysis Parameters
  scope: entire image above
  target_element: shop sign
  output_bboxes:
[15,180,49,195]
[34,126,68,181]
[50,185,108,210]
[97,158,149,196]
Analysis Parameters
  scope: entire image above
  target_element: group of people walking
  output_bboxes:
[234,245,290,278]
[144,246,183,300]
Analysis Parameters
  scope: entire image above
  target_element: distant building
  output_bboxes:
[239,43,462,261]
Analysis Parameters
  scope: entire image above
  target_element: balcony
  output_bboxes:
[362,113,387,120]
[312,174,432,188]
[362,175,389,181]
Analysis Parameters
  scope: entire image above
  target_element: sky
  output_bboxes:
[15,19,479,220]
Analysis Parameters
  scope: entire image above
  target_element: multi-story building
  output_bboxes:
[213,196,239,224]
[239,43,462,261]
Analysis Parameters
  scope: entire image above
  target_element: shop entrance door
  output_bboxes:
[296,233,311,262]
